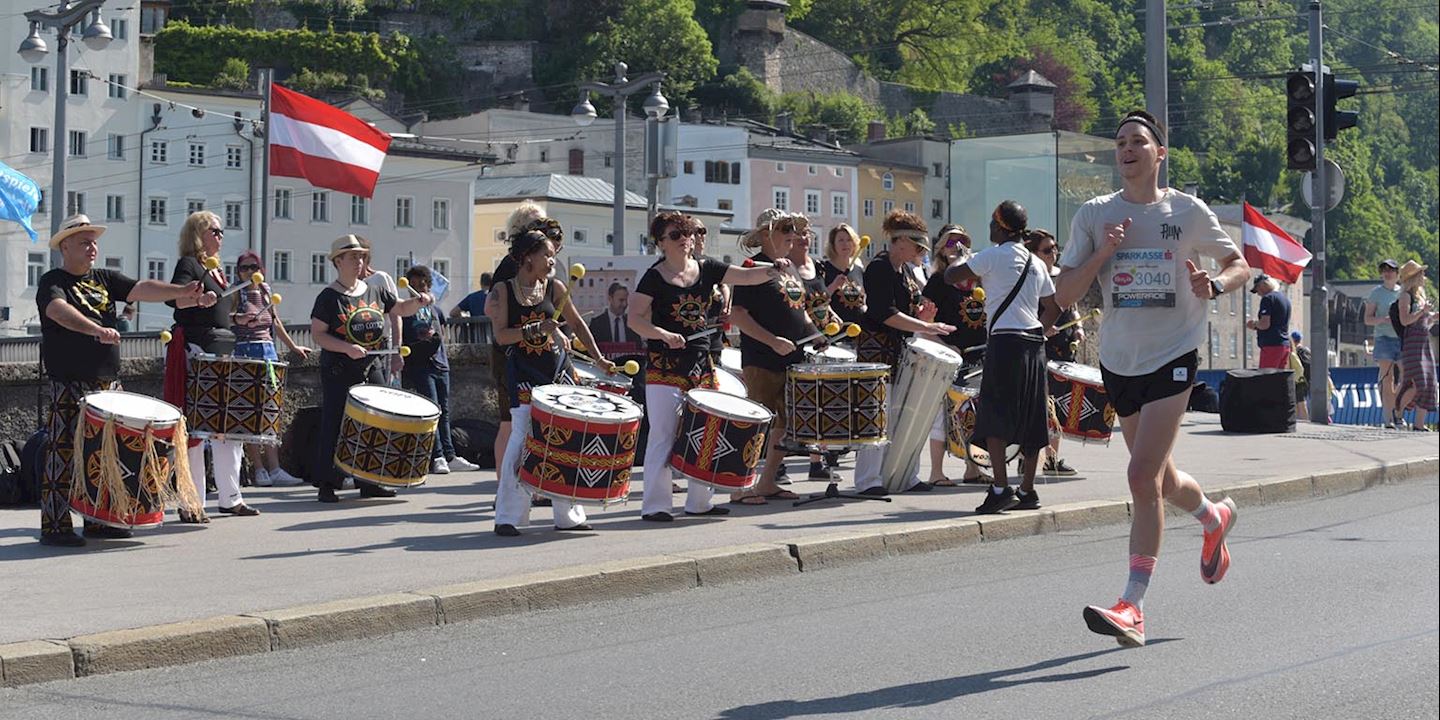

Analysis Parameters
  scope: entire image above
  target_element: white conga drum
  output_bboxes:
[878,337,963,492]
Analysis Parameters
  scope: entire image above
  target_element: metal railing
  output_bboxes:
[0,318,493,366]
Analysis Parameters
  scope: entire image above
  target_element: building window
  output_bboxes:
[395,197,413,228]
[272,251,292,282]
[432,199,449,230]
[31,67,48,92]
[567,148,584,175]
[904,201,915,213]
[148,198,167,225]
[224,201,243,229]
[808,165,817,175]
[931,199,943,218]
[151,140,168,163]
[30,128,49,154]
[773,188,789,211]
[186,199,205,216]
[1229,293,1238,315]
[1229,334,1238,359]
[882,172,894,191]
[37,190,47,214]
[226,146,243,169]
[432,259,450,278]
[312,191,329,222]
[776,162,786,172]
[105,194,124,222]
[683,160,694,174]
[395,256,412,277]
[834,167,844,177]
[107,74,127,99]
[717,199,732,211]
[602,153,612,168]
[107,133,124,160]
[68,130,87,157]
[351,196,368,225]
[883,200,895,215]
[146,258,167,281]
[832,194,847,217]
[66,191,85,216]
[69,70,87,96]
[27,252,46,289]
[188,143,205,167]
[731,162,742,184]
[104,257,123,271]
[273,188,292,219]
[112,17,128,39]
[805,190,820,216]
[141,5,166,33]
[863,199,874,217]
[539,149,549,163]
[932,162,943,178]
[311,253,328,284]
[573,229,588,244]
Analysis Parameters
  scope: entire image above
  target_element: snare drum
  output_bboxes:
[670,389,773,492]
[573,359,634,396]
[1047,361,1115,444]
[786,362,889,447]
[185,353,287,444]
[878,338,964,491]
[714,366,747,397]
[521,385,642,506]
[334,385,441,488]
[71,391,184,529]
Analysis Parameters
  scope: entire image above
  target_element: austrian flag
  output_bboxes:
[1241,202,1311,284]
[269,84,392,198]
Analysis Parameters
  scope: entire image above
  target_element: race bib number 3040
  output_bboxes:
[1110,248,1176,308]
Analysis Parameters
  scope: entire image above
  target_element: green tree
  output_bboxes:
[690,68,776,120]
[213,57,251,91]
[888,108,936,138]
[776,91,885,144]
[576,0,718,102]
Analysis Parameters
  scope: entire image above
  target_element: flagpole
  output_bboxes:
[259,67,273,269]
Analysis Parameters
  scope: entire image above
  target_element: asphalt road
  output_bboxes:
[5,479,1436,720]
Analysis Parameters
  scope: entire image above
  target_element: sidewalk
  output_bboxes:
[1,416,1435,684]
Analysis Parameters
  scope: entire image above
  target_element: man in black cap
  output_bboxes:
[1247,273,1291,369]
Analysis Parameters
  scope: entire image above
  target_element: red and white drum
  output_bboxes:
[573,359,634,396]
[669,389,773,492]
[521,385,642,506]
[72,391,183,529]
[1047,361,1116,444]
[714,366,747,397]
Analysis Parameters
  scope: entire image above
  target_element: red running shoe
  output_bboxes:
[1201,496,1238,585]
[1084,600,1146,647]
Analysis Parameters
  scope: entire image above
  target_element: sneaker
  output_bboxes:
[1083,600,1146,647]
[975,486,1019,515]
[776,465,792,485]
[267,468,305,487]
[808,464,837,481]
[252,467,273,487]
[1013,488,1041,510]
[431,457,451,474]
[1044,458,1078,476]
[1201,496,1238,584]
[342,477,356,490]
[448,456,481,472]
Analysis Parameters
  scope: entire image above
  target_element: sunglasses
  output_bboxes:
[237,264,260,272]
[524,218,564,240]
[1038,245,1057,256]
[665,227,706,242]
[208,228,224,237]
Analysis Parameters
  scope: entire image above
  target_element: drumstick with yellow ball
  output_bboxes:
[847,235,872,271]
[571,348,640,377]
[1054,307,1102,333]
[796,321,860,347]
[552,263,587,322]
[366,346,412,357]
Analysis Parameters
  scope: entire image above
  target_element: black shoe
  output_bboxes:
[358,483,397,498]
[531,496,553,507]
[776,466,793,485]
[975,486,1019,515]
[907,481,934,493]
[641,512,674,523]
[556,523,593,531]
[684,506,732,516]
[1013,489,1042,511]
[317,487,340,503]
[83,524,133,539]
[824,451,840,469]
[39,532,86,547]
[858,486,889,497]
[218,503,260,516]
[1043,458,1078,476]
[808,463,838,481]
[495,524,521,537]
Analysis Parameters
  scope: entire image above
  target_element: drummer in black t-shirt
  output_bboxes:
[820,224,867,330]
[630,212,783,521]
[921,225,993,486]
[788,224,845,482]
[35,214,213,547]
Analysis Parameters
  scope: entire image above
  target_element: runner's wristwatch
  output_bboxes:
[1210,278,1226,298]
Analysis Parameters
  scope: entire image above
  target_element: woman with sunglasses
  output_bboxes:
[630,212,784,520]
[921,224,992,486]
[230,249,310,487]
[787,223,845,483]
[1025,229,1081,476]
[164,211,256,520]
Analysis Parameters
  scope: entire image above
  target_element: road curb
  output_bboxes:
[4,454,1434,688]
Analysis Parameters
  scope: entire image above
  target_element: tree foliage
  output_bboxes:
[776,91,885,144]
[690,68,776,121]
[575,0,718,101]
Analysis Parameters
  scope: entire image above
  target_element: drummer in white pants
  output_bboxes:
[852,211,955,495]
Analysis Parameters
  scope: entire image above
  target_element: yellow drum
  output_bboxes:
[334,385,440,488]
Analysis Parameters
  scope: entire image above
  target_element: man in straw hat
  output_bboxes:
[35,214,214,547]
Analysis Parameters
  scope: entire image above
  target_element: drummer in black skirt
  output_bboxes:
[922,225,992,486]
[944,201,1061,514]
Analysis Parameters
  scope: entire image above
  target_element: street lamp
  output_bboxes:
[571,62,667,256]
[17,0,112,266]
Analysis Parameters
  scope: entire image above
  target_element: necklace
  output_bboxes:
[516,277,545,305]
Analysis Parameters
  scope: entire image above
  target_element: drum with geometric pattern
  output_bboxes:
[943,385,977,460]
[72,391,181,529]
[185,353,287,444]
[1047,361,1116,444]
[520,385,642,507]
[334,385,440,488]
[670,389,773,492]
[785,362,889,448]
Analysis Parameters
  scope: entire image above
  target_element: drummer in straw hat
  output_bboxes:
[34,214,214,547]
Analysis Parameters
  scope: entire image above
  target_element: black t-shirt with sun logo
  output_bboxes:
[797,257,837,331]
[820,259,866,326]
[858,251,924,370]
[923,270,986,358]
[732,252,816,372]
[311,283,397,373]
[37,267,137,382]
[499,278,576,407]
[636,256,729,389]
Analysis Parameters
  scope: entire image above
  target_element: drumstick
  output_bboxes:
[552,263,587,321]
[847,235,872,271]
[571,349,640,376]
[1054,308,1101,333]
[366,346,412,357]
[219,272,264,299]
[396,276,417,298]
[795,321,859,347]
[685,327,719,342]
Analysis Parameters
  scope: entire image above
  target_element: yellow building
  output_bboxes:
[855,161,925,260]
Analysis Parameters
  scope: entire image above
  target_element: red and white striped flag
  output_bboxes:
[269,84,392,198]
[1241,202,1311,284]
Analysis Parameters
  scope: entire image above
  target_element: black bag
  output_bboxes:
[1188,381,1220,413]
[0,440,23,506]
[1219,368,1296,433]
[449,418,498,469]
[279,406,323,481]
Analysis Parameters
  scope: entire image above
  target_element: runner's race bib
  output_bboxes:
[1110,248,1176,308]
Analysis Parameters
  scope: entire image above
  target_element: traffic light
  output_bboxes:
[1285,69,1316,171]
[1324,74,1360,140]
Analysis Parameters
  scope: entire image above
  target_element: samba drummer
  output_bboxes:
[629,212,784,522]
[921,224,993,486]
[35,214,213,547]
[788,222,846,483]
[488,229,611,536]
[852,211,956,496]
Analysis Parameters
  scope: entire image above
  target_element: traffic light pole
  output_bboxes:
[1307,0,1330,423]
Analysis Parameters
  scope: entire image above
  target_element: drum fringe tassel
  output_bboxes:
[70,411,145,527]
[167,417,204,516]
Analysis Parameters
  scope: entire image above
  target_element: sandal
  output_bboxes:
[961,472,993,485]
[762,489,800,500]
[930,477,959,487]
[178,508,210,524]
[732,495,767,505]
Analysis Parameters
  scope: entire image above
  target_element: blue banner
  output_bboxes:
[1198,367,1438,426]
[0,160,41,242]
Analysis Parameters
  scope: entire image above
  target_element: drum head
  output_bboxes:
[85,391,182,426]
[907,337,962,364]
[574,360,634,389]
[348,384,441,419]
[790,362,889,375]
[714,367,747,397]
[808,346,858,362]
[719,347,742,373]
[1047,360,1104,385]
[531,384,643,423]
[687,388,772,422]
